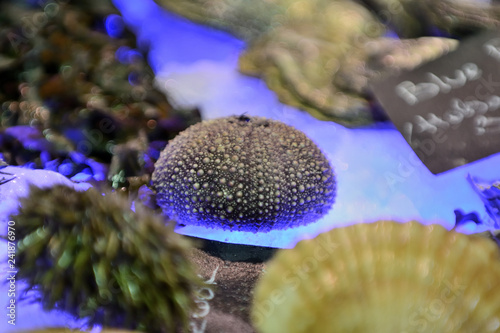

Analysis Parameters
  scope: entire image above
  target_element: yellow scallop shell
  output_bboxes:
[252,221,500,332]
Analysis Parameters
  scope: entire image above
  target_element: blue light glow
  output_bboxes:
[105,14,125,38]
[115,46,143,64]
[111,0,245,72]
[110,0,499,248]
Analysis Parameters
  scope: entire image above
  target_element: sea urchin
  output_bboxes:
[12,185,202,333]
[152,115,335,232]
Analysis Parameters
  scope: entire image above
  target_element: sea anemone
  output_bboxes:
[152,115,335,232]
[12,185,202,333]
[252,220,500,332]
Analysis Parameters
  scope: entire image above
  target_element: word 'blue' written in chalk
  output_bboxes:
[395,63,482,106]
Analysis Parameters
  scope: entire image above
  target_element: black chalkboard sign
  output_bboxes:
[371,30,500,174]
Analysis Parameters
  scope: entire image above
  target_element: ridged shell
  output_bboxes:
[252,221,500,333]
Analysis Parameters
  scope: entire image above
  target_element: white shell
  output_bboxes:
[252,221,500,332]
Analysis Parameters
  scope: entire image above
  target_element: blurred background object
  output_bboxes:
[0,0,200,188]
[153,0,499,125]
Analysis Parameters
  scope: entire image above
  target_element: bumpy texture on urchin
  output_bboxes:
[12,185,202,333]
[152,115,335,232]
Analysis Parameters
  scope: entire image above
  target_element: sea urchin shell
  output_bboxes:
[152,115,335,232]
[252,221,500,333]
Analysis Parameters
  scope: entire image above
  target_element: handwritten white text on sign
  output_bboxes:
[400,37,500,146]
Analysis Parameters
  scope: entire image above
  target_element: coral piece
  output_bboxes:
[156,0,385,125]
[12,185,203,333]
[454,209,484,228]
[334,36,458,96]
[154,0,463,125]
[107,132,149,190]
[0,0,200,189]
[236,0,385,125]
[0,0,181,136]
[467,175,500,229]
[362,0,500,37]
[252,220,500,333]
[152,115,335,232]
